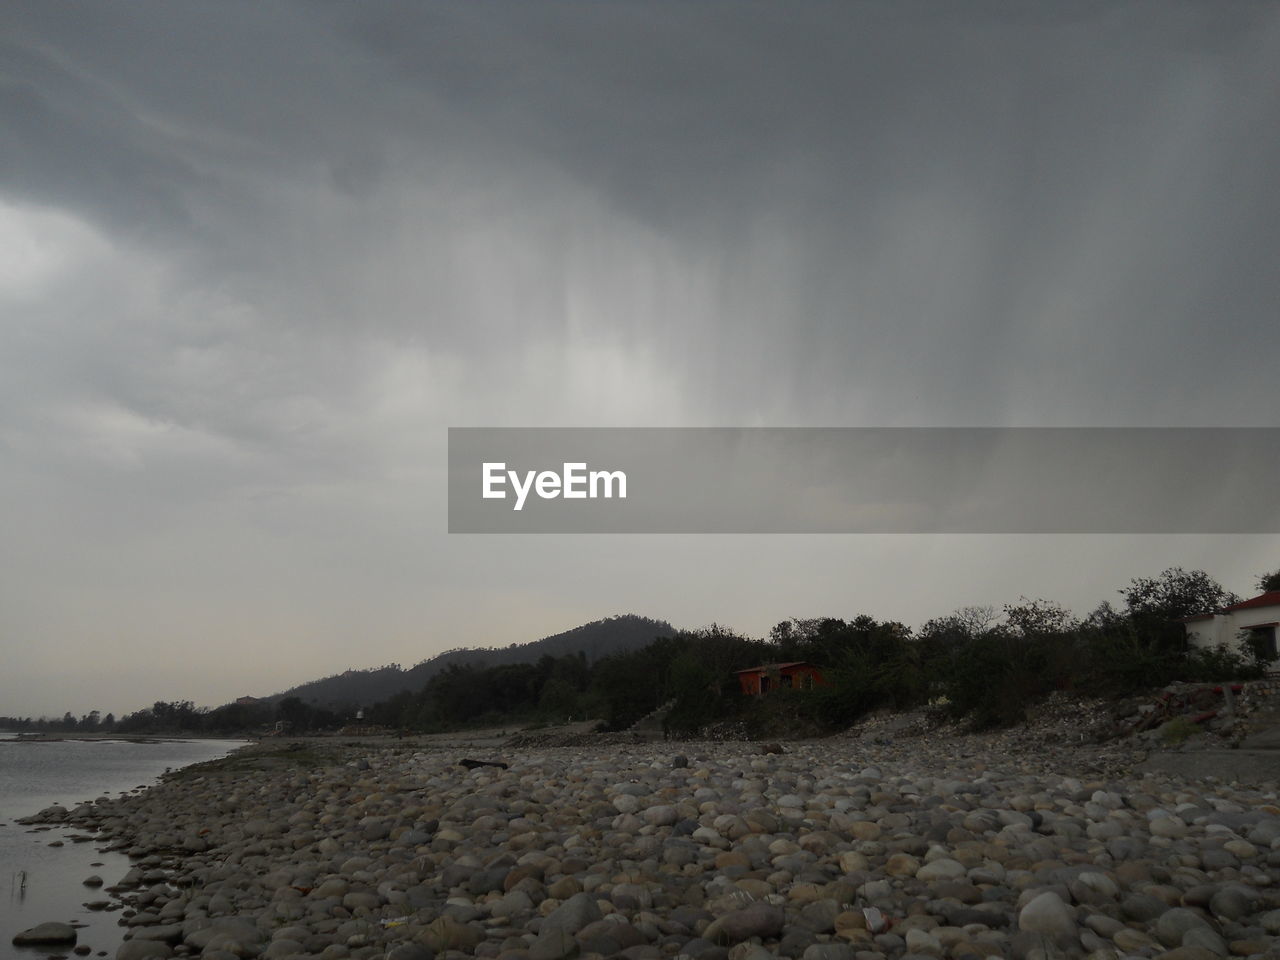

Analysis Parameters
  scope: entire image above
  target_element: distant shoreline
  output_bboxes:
[0,733,240,744]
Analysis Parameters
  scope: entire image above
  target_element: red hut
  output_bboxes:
[735,661,827,696]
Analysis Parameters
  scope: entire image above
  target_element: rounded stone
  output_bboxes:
[116,942,174,960]
[1154,908,1213,948]
[917,859,966,882]
[13,922,78,945]
[886,854,920,877]
[1149,817,1188,839]
[1208,888,1251,921]
[1018,891,1076,940]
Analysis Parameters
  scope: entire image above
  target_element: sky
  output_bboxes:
[2,1,1278,718]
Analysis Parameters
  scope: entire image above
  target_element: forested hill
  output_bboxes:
[259,614,675,710]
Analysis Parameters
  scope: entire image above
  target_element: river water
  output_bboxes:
[0,734,244,956]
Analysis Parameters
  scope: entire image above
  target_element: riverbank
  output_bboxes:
[12,723,1280,960]
[0,742,232,747]
[0,737,246,958]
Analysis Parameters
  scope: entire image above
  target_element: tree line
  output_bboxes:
[363,566,1277,736]
[6,567,1274,738]
[0,696,341,736]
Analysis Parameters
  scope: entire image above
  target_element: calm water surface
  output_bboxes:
[0,735,244,956]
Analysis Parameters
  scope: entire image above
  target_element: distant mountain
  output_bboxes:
[258,614,675,710]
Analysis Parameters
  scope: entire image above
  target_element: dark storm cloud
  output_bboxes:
[5,2,1278,415]
[3,0,1278,455]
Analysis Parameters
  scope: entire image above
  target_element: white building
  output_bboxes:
[1182,590,1280,664]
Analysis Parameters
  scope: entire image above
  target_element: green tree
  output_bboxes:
[1120,568,1239,657]
[1121,568,1238,622]
[537,678,579,719]
[1003,598,1077,638]
[276,696,311,730]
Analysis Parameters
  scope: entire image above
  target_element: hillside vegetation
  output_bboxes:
[364,566,1275,737]
[261,614,674,710]
[7,568,1273,739]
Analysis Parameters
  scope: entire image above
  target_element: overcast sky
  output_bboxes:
[2,1,1278,718]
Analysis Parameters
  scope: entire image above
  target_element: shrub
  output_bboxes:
[1183,644,1265,683]
[937,631,1053,729]
[1159,716,1201,746]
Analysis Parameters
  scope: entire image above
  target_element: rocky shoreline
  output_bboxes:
[0,734,213,744]
[12,724,1280,960]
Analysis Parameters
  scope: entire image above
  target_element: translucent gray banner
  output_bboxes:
[448,428,1280,533]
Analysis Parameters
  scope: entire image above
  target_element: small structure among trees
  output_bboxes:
[735,661,827,696]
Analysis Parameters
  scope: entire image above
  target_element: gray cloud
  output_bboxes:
[1,1,1278,715]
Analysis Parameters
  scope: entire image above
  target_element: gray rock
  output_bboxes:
[542,892,603,935]
[263,940,307,959]
[800,898,840,933]
[917,858,967,881]
[467,865,510,895]
[1068,872,1118,904]
[779,927,818,958]
[385,945,434,960]
[577,918,645,953]
[644,804,680,827]
[803,945,855,960]
[202,933,258,955]
[529,928,579,960]
[491,889,535,919]
[1017,891,1076,941]
[711,901,785,944]
[1010,930,1068,960]
[116,941,174,960]
[420,915,485,952]
[1255,909,1280,934]
[903,929,943,956]
[1199,848,1239,871]
[1208,888,1252,921]
[1083,914,1125,938]
[1149,815,1188,839]
[1121,893,1169,923]
[343,890,383,910]
[1181,926,1228,956]
[1155,948,1221,960]
[185,918,265,950]
[130,923,185,942]
[12,921,78,945]
[1106,837,1145,860]
[1155,908,1213,947]
[681,937,721,958]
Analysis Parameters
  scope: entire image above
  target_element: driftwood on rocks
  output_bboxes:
[457,757,508,769]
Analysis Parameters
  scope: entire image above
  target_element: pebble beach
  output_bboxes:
[13,724,1280,960]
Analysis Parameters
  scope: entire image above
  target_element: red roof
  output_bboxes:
[1220,591,1280,613]
[734,661,813,674]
